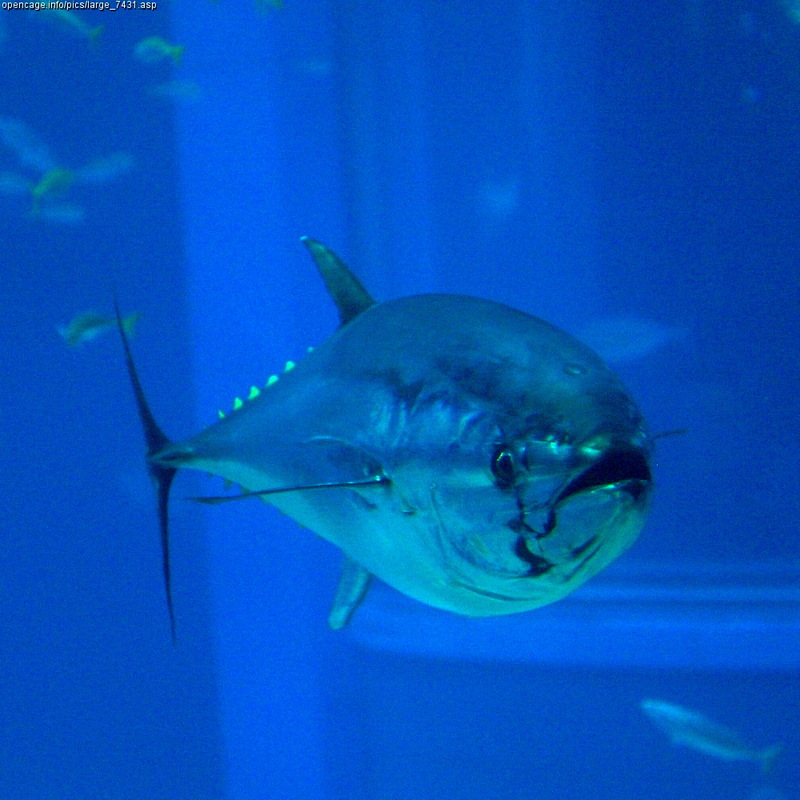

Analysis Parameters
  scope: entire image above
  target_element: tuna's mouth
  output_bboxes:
[554,446,652,505]
[512,445,652,576]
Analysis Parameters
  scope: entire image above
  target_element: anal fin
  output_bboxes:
[328,556,373,630]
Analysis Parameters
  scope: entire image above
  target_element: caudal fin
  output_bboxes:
[114,300,178,642]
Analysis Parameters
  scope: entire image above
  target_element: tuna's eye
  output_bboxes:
[491,445,516,490]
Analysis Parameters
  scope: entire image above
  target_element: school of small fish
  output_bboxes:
[0,1,284,227]
[0,116,134,225]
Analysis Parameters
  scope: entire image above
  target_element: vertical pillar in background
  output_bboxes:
[333,0,438,298]
[168,2,346,798]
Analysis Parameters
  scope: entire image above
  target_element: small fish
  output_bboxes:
[640,699,782,773]
[476,178,521,221]
[134,36,184,65]
[75,152,134,185]
[35,201,85,226]
[34,10,103,44]
[576,316,688,365]
[781,0,800,25]
[0,117,55,172]
[147,79,203,104]
[31,167,75,212]
[59,311,140,347]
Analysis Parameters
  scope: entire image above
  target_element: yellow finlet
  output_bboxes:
[218,345,313,421]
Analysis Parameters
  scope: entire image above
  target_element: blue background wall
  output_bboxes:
[0,0,797,798]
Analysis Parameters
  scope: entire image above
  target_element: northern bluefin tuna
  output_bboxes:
[117,239,654,637]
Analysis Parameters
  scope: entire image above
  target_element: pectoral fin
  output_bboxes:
[328,556,373,629]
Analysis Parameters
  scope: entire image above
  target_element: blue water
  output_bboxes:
[1,1,798,798]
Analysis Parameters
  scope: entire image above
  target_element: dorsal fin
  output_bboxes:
[301,237,375,325]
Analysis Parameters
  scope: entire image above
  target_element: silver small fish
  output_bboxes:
[36,202,86,226]
[576,316,687,365]
[134,36,183,65]
[781,0,800,25]
[641,699,782,773]
[75,152,134,185]
[33,10,103,44]
[0,116,55,172]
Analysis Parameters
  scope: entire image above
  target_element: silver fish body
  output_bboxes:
[121,240,653,630]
